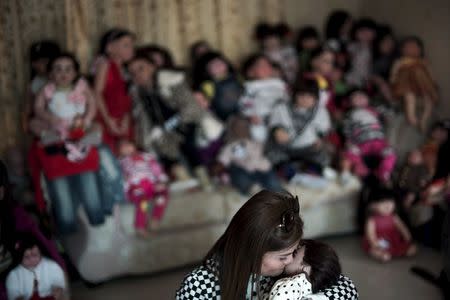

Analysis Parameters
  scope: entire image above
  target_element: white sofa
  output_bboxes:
[63,177,361,283]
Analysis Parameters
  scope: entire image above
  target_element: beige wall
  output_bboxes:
[361,0,450,117]
[284,0,450,117]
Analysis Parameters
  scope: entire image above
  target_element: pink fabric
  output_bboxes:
[345,139,396,181]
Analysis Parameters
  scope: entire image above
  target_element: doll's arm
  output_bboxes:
[83,86,97,127]
[393,215,412,242]
[365,218,379,248]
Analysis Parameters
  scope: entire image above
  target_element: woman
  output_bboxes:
[176,190,358,299]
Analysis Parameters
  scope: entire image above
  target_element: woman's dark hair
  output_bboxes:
[47,52,81,84]
[325,10,351,40]
[301,239,341,293]
[192,51,234,89]
[400,36,425,58]
[205,190,303,300]
[137,44,174,69]
[350,18,377,41]
[99,28,134,55]
[29,40,61,78]
[0,160,16,255]
[296,26,320,52]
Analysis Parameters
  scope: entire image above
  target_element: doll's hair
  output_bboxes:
[12,233,47,266]
[99,28,135,56]
[47,52,81,84]
[240,53,274,80]
[325,10,352,40]
[400,36,425,58]
[29,40,61,78]
[295,26,320,52]
[190,40,212,64]
[192,51,235,89]
[224,115,251,143]
[350,18,377,41]
[307,46,334,71]
[301,239,341,293]
[293,78,319,101]
[137,44,174,69]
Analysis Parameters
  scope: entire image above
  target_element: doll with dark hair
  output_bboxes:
[324,10,353,71]
[269,239,342,299]
[346,18,377,88]
[254,22,299,85]
[363,188,417,262]
[6,233,66,300]
[192,51,242,122]
[218,115,282,195]
[295,26,320,73]
[390,36,439,131]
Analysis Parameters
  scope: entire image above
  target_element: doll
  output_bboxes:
[189,40,212,66]
[295,26,320,73]
[390,36,439,131]
[268,239,342,299]
[345,18,377,88]
[342,89,396,183]
[218,115,282,195]
[254,22,299,85]
[363,188,417,262]
[118,140,169,237]
[240,54,290,142]
[324,10,353,71]
[421,121,449,177]
[192,51,243,122]
[6,234,66,300]
[94,28,135,153]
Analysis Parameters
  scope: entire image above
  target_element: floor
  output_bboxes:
[71,235,444,300]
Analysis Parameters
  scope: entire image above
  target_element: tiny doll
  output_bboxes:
[269,239,342,299]
[295,26,320,73]
[342,89,396,183]
[6,234,66,300]
[118,140,169,237]
[390,36,439,131]
[363,188,417,262]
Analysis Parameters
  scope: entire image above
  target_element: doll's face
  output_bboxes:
[356,27,375,44]
[408,150,423,165]
[51,57,77,87]
[302,38,319,51]
[274,128,290,144]
[247,57,275,80]
[379,35,395,56]
[128,59,155,87]
[32,58,50,76]
[350,91,369,108]
[207,58,229,79]
[118,141,136,157]
[312,51,334,76]
[295,92,316,109]
[22,246,42,270]
[263,36,282,53]
[284,245,312,276]
[402,41,421,58]
[371,199,395,216]
[108,36,135,62]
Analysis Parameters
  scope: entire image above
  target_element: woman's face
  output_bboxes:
[51,57,77,87]
[260,241,299,276]
[284,245,311,276]
[128,59,155,87]
[22,246,42,270]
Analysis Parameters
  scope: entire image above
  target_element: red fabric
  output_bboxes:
[362,214,412,257]
[98,60,133,153]
[29,140,99,211]
[68,128,85,140]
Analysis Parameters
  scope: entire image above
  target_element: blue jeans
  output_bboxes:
[96,145,126,214]
[228,165,283,195]
[47,171,104,234]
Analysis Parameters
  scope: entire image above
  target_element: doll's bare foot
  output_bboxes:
[136,228,150,238]
[406,244,417,257]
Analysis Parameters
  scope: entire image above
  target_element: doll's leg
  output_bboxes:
[369,247,392,262]
[419,97,433,133]
[404,92,418,127]
[345,147,368,178]
[149,190,169,231]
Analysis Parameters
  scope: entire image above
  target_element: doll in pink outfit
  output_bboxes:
[118,140,169,237]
